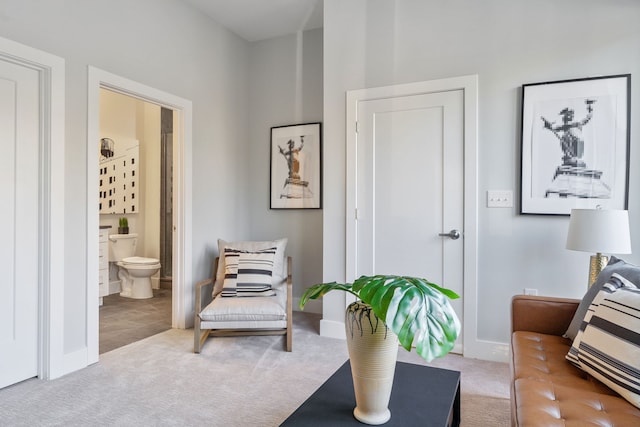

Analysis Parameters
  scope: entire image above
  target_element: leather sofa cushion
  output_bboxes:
[510,295,640,426]
[514,378,640,426]
[511,331,614,393]
[511,331,640,426]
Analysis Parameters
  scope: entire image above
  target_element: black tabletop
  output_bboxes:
[280,360,461,426]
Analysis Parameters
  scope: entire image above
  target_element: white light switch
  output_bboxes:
[487,190,513,208]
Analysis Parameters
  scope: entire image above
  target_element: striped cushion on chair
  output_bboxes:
[576,286,640,409]
[221,247,276,297]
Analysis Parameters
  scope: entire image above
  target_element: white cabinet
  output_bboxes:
[98,228,110,302]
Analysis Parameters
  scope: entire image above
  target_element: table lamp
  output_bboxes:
[566,208,632,286]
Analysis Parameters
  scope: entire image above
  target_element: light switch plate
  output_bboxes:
[487,190,513,208]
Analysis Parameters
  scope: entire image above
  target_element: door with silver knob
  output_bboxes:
[351,87,465,354]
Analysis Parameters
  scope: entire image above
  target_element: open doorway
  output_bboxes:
[86,67,192,365]
[97,89,174,353]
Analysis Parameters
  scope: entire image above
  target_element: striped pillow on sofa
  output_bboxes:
[576,286,640,409]
[566,273,637,366]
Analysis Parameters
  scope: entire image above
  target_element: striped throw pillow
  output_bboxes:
[566,273,637,366]
[576,286,640,408]
[221,247,276,297]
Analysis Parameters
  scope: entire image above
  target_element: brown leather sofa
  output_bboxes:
[510,295,640,426]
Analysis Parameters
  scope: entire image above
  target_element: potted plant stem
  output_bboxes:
[299,275,460,425]
[118,217,129,234]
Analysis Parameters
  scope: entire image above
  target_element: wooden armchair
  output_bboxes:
[194,254,292,353]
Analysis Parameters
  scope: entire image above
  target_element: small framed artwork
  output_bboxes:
[270,122,322,209]
[520,74,630,215]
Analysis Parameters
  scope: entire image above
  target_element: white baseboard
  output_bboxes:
[60,348,89,378]
[464,339,509,363]
[319,318,346,340]
[108,280,121,295]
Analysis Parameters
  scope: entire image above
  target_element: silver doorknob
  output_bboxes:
[438,229,460,240]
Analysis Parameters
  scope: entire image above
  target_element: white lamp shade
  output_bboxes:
[566,209,632,254]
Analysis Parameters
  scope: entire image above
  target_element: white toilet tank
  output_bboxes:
[109,233,138,261]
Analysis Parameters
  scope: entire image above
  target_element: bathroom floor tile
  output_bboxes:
[99,288,172,354]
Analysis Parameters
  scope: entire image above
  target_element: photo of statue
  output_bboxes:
[277,135,313,199]
[538,98,610,199]
[541,99,595,169]
[520,75,629,215]
[279,137,305,183]
[270,123,322,209]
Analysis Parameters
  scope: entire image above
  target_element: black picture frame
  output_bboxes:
[520,74,630,215]
[270,122,322,209]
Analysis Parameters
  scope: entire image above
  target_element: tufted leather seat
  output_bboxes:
[510,295,640,426]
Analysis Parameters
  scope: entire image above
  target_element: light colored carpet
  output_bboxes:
[0,312,510,426]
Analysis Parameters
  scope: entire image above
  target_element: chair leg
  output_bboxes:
[286,315,292,352]
[195,329,211,354]
[194,317,204,353]
[194,321,200,353]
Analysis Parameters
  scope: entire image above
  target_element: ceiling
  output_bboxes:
[180,0,324,42]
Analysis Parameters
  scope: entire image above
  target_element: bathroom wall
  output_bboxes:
[141,103,161,261]
[99,89,161,263]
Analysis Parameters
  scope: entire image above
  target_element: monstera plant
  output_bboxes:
[299,274,460,362]
[300,275,461,424]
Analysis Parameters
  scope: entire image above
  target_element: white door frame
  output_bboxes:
[0,36,66,380]
[87,67,192,364]
[346,75,481,358]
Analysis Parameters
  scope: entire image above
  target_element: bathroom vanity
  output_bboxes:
[98,226,111,305]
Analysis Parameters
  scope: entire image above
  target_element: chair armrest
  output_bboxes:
[511,295,580,336]
[195,277,214,314]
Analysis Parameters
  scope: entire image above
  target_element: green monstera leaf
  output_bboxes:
[298,281,356,307]
[354,275,460,362]
[299,275,461,362]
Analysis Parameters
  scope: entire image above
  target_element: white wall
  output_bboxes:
[0,0,250,360]
[248,29,324,308]
[323,0,640,347]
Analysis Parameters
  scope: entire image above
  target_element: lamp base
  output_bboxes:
[588,253,608,287]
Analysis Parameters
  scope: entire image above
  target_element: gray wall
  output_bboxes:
[247,29,324,306]
[323,0,640,345]
[0,0,251,355]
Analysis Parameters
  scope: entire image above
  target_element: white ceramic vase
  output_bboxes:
[345,301,399,425]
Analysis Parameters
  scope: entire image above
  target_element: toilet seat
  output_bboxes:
[122,256,160,265]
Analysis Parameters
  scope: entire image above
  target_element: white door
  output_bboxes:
[355,90,464,350]
[0,58,40,388]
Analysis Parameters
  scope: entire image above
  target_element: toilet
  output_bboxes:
[108,233,161,299]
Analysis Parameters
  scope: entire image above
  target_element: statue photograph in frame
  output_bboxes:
[270,122,322,209]
[520,74,630,215]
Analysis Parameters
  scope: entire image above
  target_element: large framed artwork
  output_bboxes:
[270,122,322,209]
[520,74,630,215]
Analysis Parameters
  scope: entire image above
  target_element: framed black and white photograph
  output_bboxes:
[270,122,322,209]
[520,74,630,215]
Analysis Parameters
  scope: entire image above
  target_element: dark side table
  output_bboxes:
[281,360,461,426]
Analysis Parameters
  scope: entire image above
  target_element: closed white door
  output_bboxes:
[0,58,40,388]
[355,90,464,350]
